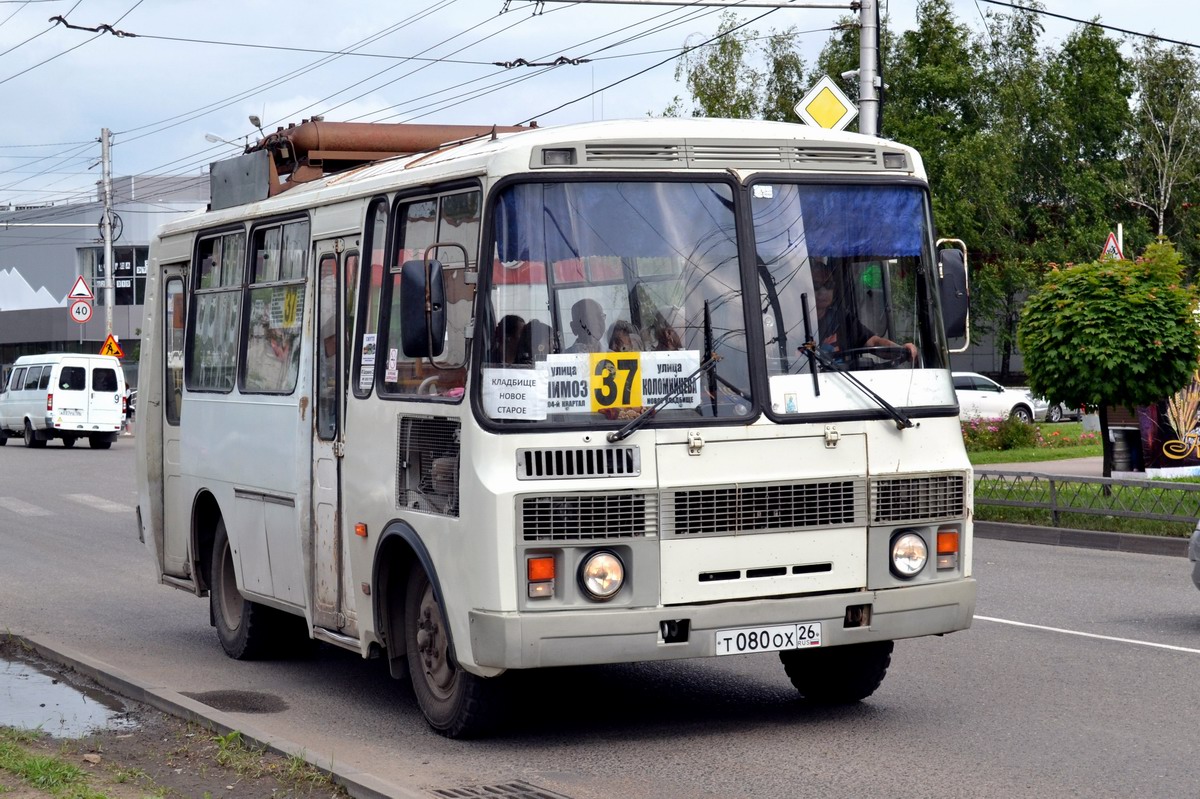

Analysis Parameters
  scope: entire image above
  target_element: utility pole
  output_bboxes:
[857,0,879,137]
[100,128,114,337]
[530,0,881,136]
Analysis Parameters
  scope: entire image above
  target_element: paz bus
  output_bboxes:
[135,116,975,737]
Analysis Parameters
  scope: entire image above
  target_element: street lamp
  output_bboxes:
[204,133,245,151]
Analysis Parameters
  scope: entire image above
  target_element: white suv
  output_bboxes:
[952,371,1045,423]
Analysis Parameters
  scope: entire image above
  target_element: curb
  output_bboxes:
[975,520,1189,557]
[11,634,424,799]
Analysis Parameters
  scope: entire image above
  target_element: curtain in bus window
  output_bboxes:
[494,182,736,264]
[793,185,925,257]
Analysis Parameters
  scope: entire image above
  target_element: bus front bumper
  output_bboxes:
[468,577,976,670]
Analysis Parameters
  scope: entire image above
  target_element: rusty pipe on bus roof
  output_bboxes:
[255,119,535,157]
[247,118,536,197]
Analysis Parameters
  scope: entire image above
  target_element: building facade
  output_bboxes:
[0,175,208,387]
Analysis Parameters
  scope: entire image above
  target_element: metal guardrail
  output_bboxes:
[974,469,1200,528]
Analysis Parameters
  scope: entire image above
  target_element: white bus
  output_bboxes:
[136,117,975,737]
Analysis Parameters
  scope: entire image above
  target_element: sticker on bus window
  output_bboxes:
[482,366,548,419]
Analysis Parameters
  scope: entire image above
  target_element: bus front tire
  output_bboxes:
[404,562,498,738]
[211,521,275,660]
[780,640,894,704]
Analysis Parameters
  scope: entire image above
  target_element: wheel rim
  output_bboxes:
[414,582,456,700]
[216,538,244,633]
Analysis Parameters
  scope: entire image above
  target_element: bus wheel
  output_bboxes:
[24,421,46,448]
[62,436,77,448]
[211,520,274,659]
[404,563,498,738]
[88,436,112,450]
[779,640,894,704]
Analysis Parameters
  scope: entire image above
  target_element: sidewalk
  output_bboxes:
[978,456,1101,476]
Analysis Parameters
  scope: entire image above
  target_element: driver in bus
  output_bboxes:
[812,263,917,362]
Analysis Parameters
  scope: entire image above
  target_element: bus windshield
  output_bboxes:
[480,180,753,425]
[752,182,947,381]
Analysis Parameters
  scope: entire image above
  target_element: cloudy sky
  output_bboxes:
[0,0,1188,207]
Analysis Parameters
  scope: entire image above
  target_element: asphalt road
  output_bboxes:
[2,438,1198,798]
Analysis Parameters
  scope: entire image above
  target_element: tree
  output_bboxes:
[1017,241,1200,475]
[1124,41,1200,238]
[666,12,762,119]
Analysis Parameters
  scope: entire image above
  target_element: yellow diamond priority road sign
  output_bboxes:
[795,75,857,131]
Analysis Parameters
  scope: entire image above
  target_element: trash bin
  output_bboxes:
[1112,430,1132,471]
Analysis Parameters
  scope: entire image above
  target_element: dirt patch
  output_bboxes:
[0,639,348,798]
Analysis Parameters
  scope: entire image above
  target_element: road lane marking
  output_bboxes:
[0,497,52,516]
[975,615,1200,655]
[65,493,132,513]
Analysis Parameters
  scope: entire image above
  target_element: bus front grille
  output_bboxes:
[871,474,966,524]
[520,493,654,541]
[662,480,865,537]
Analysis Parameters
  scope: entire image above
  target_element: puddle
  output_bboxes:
[0,651,139,738]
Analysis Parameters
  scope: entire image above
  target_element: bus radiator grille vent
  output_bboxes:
[663,480,864,537]
[516,446,640,480]
[396,416,461,517]
[871,474,966,524]
[519,492,654,541]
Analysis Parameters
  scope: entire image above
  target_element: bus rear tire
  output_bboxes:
[62,435,77,448]
[88,436,112,449]
[404,562,498,738]
[211,520,276,660]
[779,640,894,704]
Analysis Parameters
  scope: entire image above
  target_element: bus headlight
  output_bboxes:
[890,532,928,578]
[579,551,624,601]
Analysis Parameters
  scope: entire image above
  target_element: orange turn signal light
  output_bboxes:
[354,522,368,538]
[528,556,555,582]
[936,530,959,555]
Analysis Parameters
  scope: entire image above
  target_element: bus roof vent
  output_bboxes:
[516,446,641,480]
[583,143,685,165]
[688,142,789,168]
[790,145,882,170]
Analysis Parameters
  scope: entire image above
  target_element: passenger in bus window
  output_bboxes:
[515,319,554,364]
[812,264,917,362]
[491,315,526,364]
[608,320,643,353]
[564,299,606,353]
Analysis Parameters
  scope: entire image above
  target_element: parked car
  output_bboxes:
[952,371,1045,423]
[1046,401,1084,423]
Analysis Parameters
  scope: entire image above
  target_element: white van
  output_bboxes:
[0,353,125,449]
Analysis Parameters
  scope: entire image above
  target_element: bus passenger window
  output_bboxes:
[243,219,309,394]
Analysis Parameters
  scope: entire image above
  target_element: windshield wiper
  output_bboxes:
[799,341,915,431]
[607,356,720,443]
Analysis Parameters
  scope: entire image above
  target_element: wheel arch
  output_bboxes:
[192,490,223,595]
[373,520,450,680]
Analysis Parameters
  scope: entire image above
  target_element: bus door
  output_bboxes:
[161,266,190,579]
[312,245,356,634]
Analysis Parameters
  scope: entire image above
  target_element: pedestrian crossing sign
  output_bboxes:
[99,334,124,358]
[1101,231,1123,261]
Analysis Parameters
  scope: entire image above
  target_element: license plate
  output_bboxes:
[714,622,822,655]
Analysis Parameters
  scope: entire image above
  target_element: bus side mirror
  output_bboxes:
[936,239,969,353]
[400,258,446,358]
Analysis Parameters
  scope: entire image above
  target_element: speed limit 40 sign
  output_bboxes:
[70,299,93,324]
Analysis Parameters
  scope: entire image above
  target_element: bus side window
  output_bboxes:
[380,189,479,400]
[352,199,388,399]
